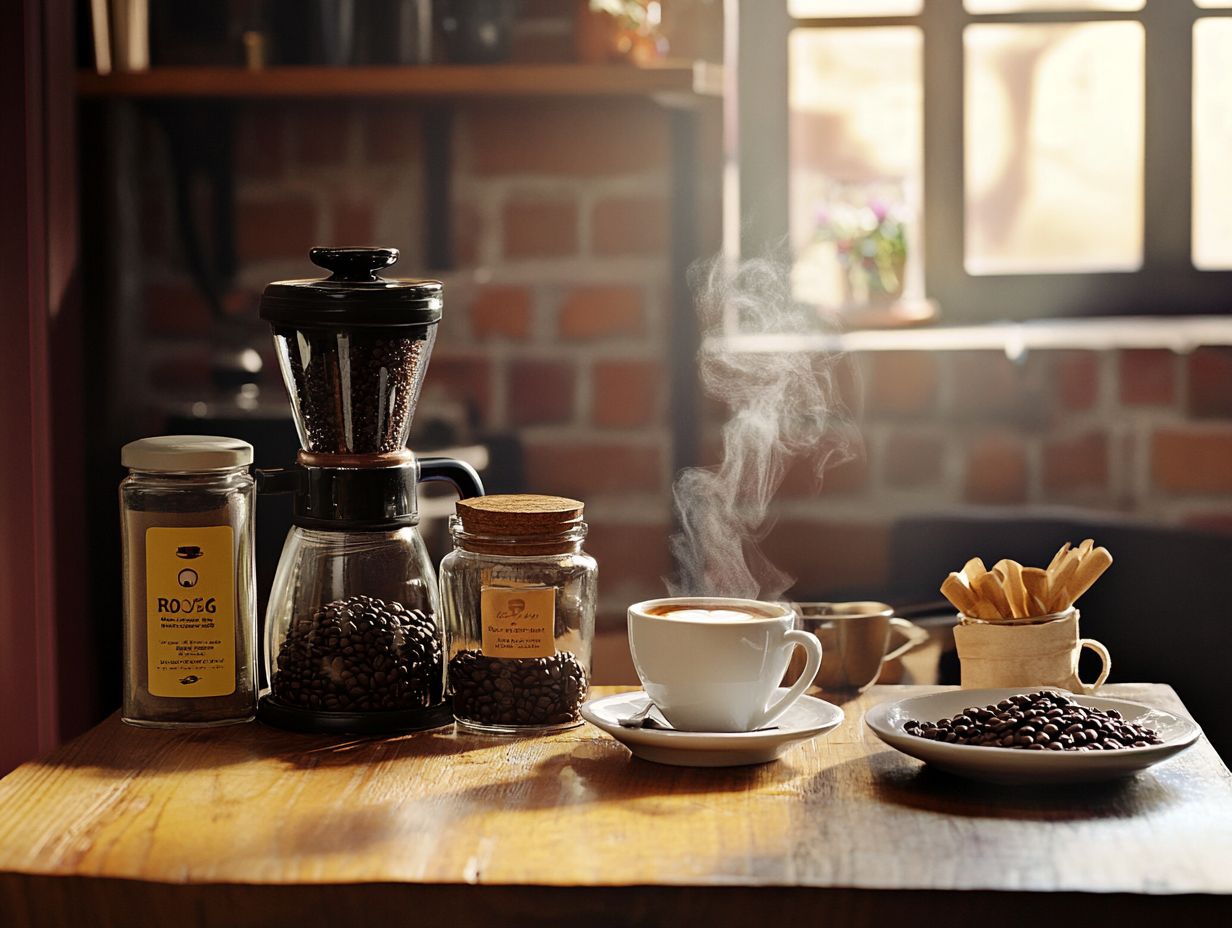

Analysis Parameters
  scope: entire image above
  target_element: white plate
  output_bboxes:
[865,688,1202,785]
[582,689,845,767]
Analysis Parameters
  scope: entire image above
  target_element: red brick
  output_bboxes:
[559,286,644,340]
[523,442,662,497]
[585,520,672,591]
[883,432,946,489]
[145,283,213,337]
[452,200,482,266]
[866,352,938,416]
[502,198,578,259]
[422,356,493,424]
[471,286,533,340]
[1055,351,1099,411]
[1042,432,1108,493]
[761,520,891,598]
[1187,347,1232,418]
[951,352,1045,422]
[1152,428,1232,493]
[592,359,663,428]
[592,196,668,256]
[362,106,423,165]
[236,196,318,262]
[509,360,576,425]
[292,105,350,166]
[780,449,869,498]
[234,106,285,179]
[1120,349,1176,406]
[964,433,1028,504]
[468,101,668,176]
[332,199,375,245]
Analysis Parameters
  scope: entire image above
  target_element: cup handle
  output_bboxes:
[882,617,930,664]
[1077,638,1112,694]
[757,630,823,728]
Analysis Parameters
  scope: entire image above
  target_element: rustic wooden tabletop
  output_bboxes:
[1,684,1229,927]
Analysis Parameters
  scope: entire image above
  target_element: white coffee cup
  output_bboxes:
[627,597,823,732]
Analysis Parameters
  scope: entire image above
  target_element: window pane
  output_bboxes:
[966,1,1142,11]
[789,27,922,309]
[1193,19,1232,269]
[790,0,921,16]
[964,22,1143,274]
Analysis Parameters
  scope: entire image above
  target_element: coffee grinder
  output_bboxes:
[256,247,483,733]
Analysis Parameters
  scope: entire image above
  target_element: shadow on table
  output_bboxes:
[836,749,1179,821]
[44,716,491,773]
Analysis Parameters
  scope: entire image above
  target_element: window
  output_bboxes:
[739,0,1232,321]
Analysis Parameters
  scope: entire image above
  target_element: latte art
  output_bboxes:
[655,608,763,623]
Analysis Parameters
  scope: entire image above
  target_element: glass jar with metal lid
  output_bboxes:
[439,495,597,734]
[119,435,257,727]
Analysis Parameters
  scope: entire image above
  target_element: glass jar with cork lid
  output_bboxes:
[440,495,597,734]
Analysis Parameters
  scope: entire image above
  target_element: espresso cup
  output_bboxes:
[791,602,930,692]
[627,597,823,732]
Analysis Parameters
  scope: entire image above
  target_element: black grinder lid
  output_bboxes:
[259,247,442,328]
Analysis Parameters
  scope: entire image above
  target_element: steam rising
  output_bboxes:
[668,256,857,601]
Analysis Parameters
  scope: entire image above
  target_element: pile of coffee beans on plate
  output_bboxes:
[904,691,1163,751]
[272,594,443,711]
[448,649,588,728]
[283,330,428,454]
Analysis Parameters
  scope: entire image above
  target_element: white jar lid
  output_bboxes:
[121,435,253,471]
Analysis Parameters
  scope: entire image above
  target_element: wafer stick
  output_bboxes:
[1046,542,1071,574]
[1047,548,1083,612]
[1021,566,1050,614]
[1001,559,1030,618]
[940,572,979,616]
[963,557,987,584]
[971,569,1012,619]
[1058,546,1113,609]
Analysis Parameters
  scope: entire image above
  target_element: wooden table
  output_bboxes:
[1,685,1230,927]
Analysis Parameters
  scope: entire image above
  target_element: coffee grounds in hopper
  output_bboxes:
[272,594,443,711]
[285,330,429,454]
[448,649,588,727]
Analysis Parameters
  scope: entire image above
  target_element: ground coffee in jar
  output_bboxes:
[439,495,597,734]
[119,436,257,727]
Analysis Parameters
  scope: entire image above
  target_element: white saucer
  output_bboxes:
[865,688,1202,785]
[581,689,845,767]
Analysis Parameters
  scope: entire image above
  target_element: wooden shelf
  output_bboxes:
[76,62,723,104]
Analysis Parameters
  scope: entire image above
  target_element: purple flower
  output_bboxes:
[869,197,888,223]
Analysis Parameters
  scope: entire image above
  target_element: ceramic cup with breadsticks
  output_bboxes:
[941,540,1113,693]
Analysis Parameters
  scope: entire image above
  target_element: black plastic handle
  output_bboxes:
[419,457,484,500]
[254,466,304,495]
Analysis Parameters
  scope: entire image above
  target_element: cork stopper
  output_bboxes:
[454,494,585,555]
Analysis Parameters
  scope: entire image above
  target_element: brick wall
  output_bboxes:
[758,346,1232,599]
[122,1,1232,645]
[133,95,710,637]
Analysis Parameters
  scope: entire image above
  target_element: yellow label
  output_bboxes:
[145,525,236,697]
[480,584,556,658]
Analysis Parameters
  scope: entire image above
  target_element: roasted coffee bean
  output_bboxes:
[449,649,588,728]
[279,328,429,454]
[904,691,1162,752]
[273,594,442,711]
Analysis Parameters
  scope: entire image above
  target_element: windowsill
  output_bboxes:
[708,316,1232,356]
